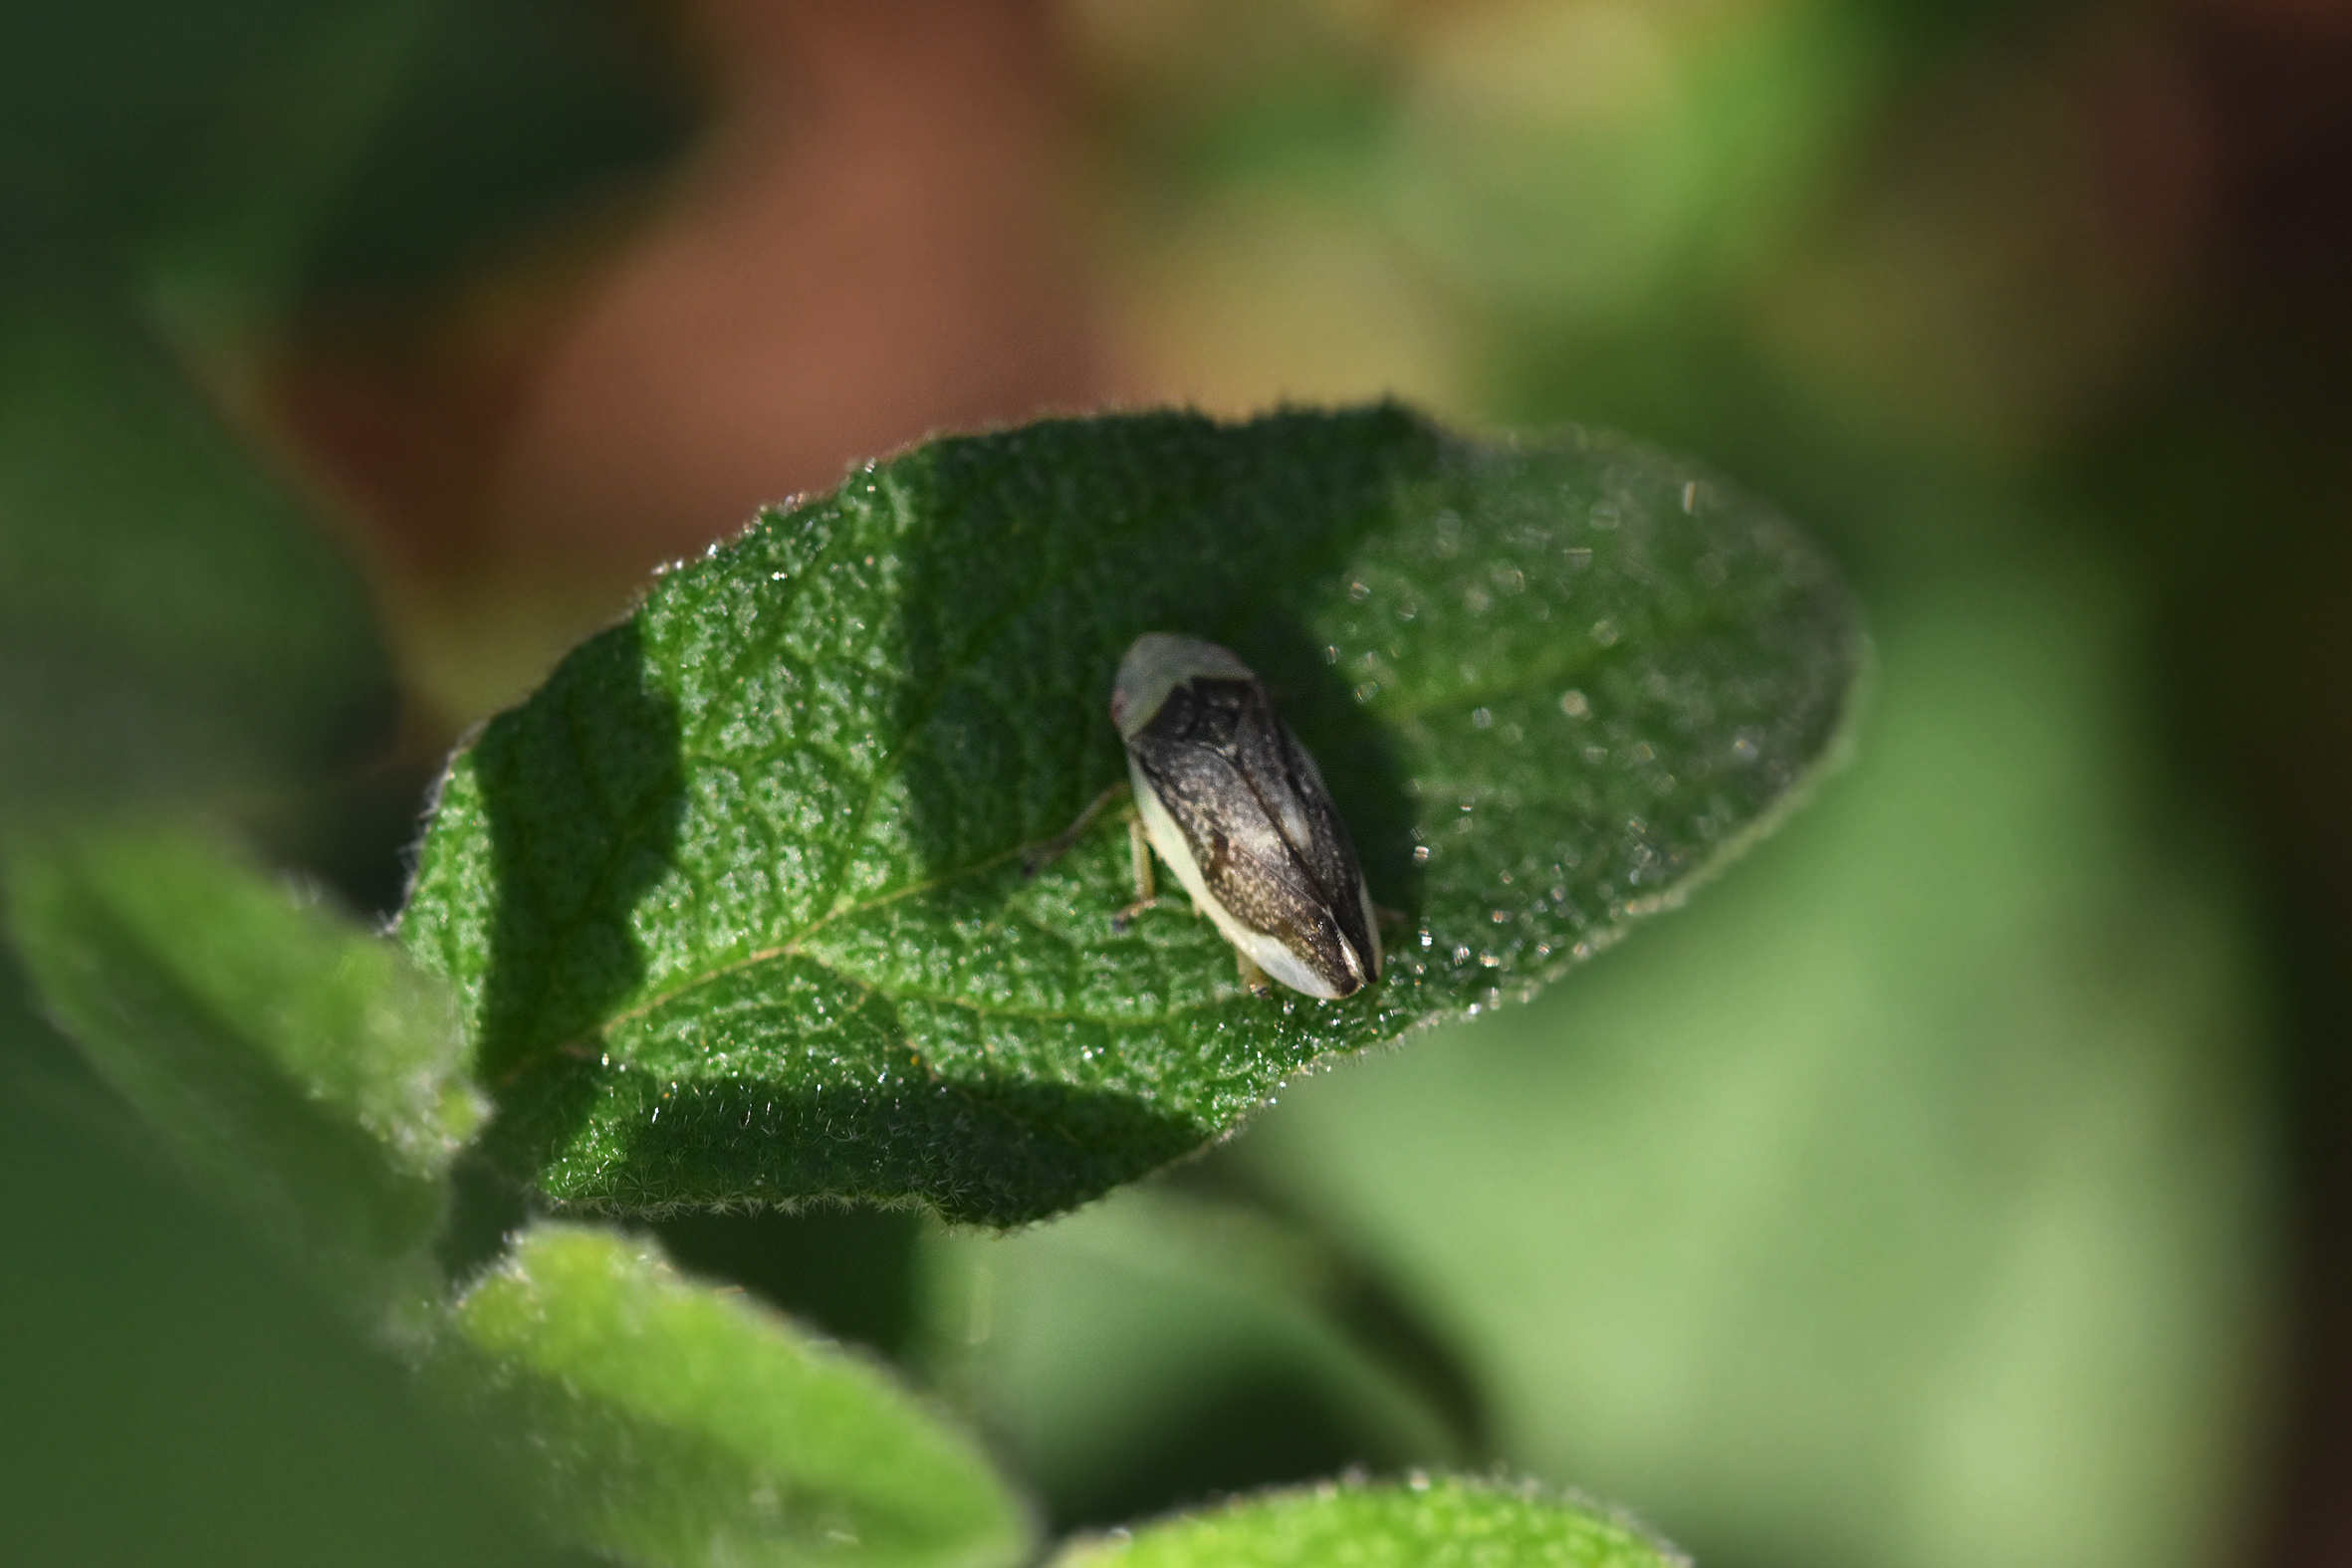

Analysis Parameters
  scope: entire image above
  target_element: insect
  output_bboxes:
[1031,633,1382,1000]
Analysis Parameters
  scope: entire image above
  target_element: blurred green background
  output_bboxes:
[5,0,2348,1564]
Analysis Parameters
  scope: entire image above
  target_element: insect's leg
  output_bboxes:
[1128,811,1155,903]
[1112,810,1160,930]
[1235,948,1273,998]
[1022,781,1129,876]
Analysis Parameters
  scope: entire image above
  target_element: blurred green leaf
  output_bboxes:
[1232,560,2276,1568]
[920,1184,1482,1531]
[2,0,689,312]
[1051,1474,1682,1568]
[4,823,482,1316]
[399,404,1858,1224]
[0,940,564,1568]
[0,283,393,814]
[284,0,692,297]
[433,1223,1033,1568]
[143,0,695,328]
[0,0,328,243]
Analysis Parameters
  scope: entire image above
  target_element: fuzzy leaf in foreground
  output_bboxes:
[1053,1473,1682,1568]
[433,1224,1031,1568]
[5,824,482,1314]
[400,405,1858,1223]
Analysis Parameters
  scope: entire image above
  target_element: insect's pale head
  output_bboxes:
[1111,632,1257,739]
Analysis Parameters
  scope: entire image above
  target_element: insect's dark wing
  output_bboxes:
[1271,722,1380,966]
[1125,676,1375,989]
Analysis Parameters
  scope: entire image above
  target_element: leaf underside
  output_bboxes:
[400,404,1858,1224]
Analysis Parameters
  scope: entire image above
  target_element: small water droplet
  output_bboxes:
[1479,950,1501,967]
[1733,732,1761,762]
[1323,644,1339,665]
[1590,500,1622,531]
[1413,844,1432,863]
[1590,619,1619,647]
[1452,944,1473,964]
[1353,681,1380,704]
[1419,929,1435,948]
[1491,909,1510,924]
[1559,688,1590,719]
[1463,584,1491,614]
[1348,579,1371,601]
[1682,480,1702,514]
[1630,741,1655,765]
[1471,707,1494,730]
[1563,546,1593,571]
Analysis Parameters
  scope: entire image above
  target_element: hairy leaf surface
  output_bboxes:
[434,1224,1031,1568]
[401,405,1858,1223]
[1051,1474,1682,1568]
[6,825,481,1313]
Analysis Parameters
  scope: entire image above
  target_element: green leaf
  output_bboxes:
[283,0,692,297]
[0,281,393,815]
[0,968,567,1568]
[2,0,686,300]
[432,1223,1033,1568]
[1051,1474,1682,1567]
[400,404,1858,1223]
[4,823,482,1315]
[0,0,327,239]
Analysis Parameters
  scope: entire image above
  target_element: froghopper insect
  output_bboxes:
[1103,632,1383,1000]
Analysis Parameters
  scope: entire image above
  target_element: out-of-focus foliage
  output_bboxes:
[433,1225,1034,1568]
[0,284,394,815]
[920,1184,1484,1528]
[0,941,565,1568]
[5,824,481,1318]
